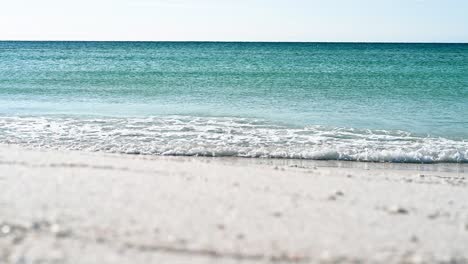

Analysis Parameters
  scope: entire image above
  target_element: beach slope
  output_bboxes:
[1,145,467,263]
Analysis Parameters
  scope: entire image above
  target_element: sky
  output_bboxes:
[0,0,467,42]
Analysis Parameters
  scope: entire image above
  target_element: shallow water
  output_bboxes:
[1,42,467,162]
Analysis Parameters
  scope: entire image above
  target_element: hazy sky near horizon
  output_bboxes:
[1,0,467,42]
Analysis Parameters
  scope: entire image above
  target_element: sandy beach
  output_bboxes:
[0,144,467,263]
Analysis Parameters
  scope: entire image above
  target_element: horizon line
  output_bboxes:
[1,40,467,44]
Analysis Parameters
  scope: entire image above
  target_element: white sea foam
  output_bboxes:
[0,116,467,163]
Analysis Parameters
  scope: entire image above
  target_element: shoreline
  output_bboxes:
[2,143,468,173]
[1,144,467,263]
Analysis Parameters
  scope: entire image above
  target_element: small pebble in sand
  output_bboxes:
[272,211,283,218]
[346,174,353,178]
[465,223,468,231]
[334,190,344,196]
[50,224,71,238]
[1,224,11,235]
[31,221,48,231]
[12,236,24,244]
[236,233,245,240]
[410,235,419,243]
[327,190,344,201]
[387,206,409,215]
[216,224,225,230]
[427,211,440,219]
[419,174,425,178]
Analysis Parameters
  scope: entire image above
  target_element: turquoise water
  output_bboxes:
[0,41,467,162]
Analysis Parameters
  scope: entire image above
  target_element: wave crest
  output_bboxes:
[1,116,467,163]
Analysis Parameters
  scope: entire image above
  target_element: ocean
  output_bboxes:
[0,41,467,163]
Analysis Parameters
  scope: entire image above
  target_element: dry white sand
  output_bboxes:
[1,144,467,263]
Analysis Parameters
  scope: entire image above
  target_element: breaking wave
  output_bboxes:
[0,116,467,163]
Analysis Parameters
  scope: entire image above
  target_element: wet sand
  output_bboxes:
[1,144,467,263]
